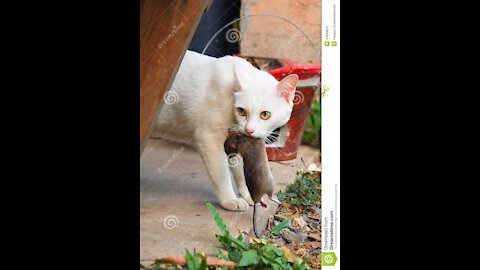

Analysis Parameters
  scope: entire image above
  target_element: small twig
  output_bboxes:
[300,157,308,170]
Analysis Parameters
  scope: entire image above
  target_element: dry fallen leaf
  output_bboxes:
[250,237,269,245]
[278,246,300,263]
[307,215,321,221]
[308,233,321,241]
[301,241,321,249]
[293,247,308,257]
[292,217,308,228]
[308,256,322,269]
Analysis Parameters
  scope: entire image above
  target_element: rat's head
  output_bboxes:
[232,57,298,139]
[224,130,263,155]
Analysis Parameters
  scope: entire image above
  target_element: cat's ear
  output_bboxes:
[277,74,299,106]
[233,57,250,92]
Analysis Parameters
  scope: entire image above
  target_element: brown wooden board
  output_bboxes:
[140,0,212,155]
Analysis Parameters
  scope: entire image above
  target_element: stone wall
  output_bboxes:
[240,0,321,63]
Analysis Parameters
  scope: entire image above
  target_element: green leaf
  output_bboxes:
[197,253,207,270]
[277,191,285,201]
[272,264,282,270]
[286,192,298,198]
[313,112,320,127]
[271,219,290,235]
[264,243,283,256]
[303,131,315,141]
[212,248,229,261]
[207,202,231,237]
[215,235,231,251]
[236,233,243,241]
[291,198,300,205]
[306,114,314,129]
[140,263,146,269]
[293,259,307,270]
[230,236,249,250]
[302,199,312,206]
[261,250,284,267]
[238,250,260,267]
[185,249,195,270]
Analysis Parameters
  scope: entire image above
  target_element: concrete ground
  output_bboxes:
[140,138,319,262]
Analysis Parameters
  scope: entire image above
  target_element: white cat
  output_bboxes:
[152,50,298,211]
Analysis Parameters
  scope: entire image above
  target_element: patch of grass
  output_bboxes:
[207,203,308,270]
[277,171,321,210]
[142,202,312,270]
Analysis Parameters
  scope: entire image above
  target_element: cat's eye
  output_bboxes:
[237,107,247,117]
[260,111,271,120]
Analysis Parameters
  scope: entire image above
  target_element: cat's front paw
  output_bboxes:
[244,196,254,206]
[220,198,250,211]
[238,188,255,206]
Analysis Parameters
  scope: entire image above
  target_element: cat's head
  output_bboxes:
[232,57,298,139]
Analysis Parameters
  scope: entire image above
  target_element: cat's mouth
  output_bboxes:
[233,126,283,144]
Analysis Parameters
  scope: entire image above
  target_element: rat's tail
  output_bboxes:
[253,204,260,238]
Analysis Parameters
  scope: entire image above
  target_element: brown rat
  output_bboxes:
[224,130,277,237]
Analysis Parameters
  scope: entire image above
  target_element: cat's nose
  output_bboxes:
[246,128,255,135]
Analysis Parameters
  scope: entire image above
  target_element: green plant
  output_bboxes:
[207,202,249,263]
[185,249,208,270]
[206,203,308,270]
[270,219,290,236]
[142,203,310,270]
[302,99,321,146]
[277,171,321,209]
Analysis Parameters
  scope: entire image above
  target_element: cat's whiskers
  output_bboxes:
[267,145,288,157]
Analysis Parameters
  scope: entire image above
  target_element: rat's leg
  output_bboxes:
[230,159,254,206]
[269,197,281,205]
[260,198,267,208]
[195,131,249,211]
